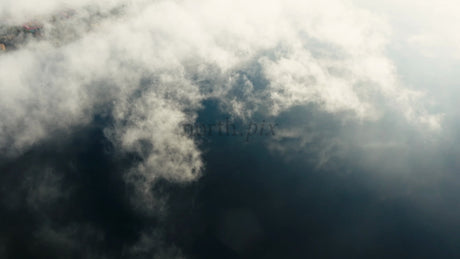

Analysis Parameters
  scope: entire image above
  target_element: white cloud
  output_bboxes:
[0,0,443,208]
[352,0,460,60]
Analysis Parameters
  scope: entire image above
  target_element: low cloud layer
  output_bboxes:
[0,0,441,176]
[0,0,453,258]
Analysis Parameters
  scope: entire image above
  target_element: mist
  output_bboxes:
[1,0,458,258]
